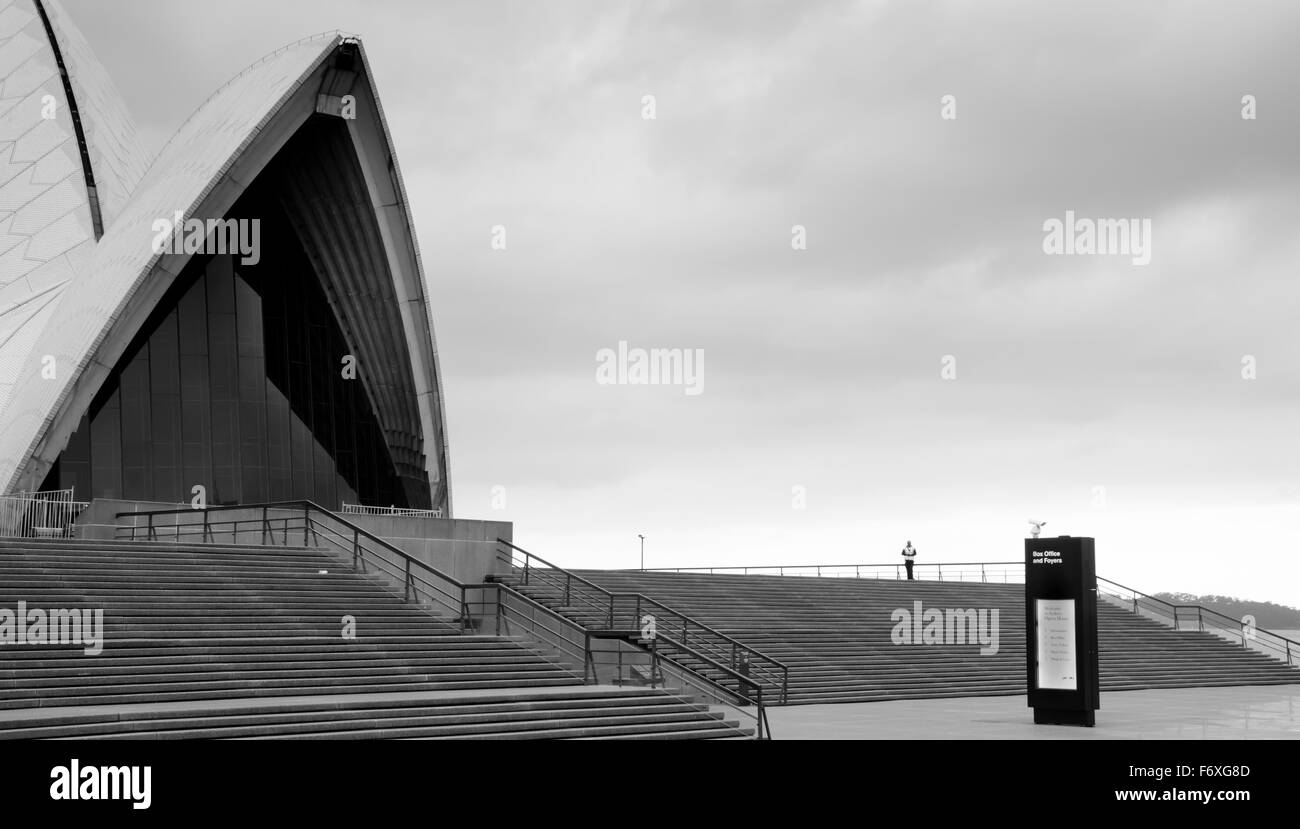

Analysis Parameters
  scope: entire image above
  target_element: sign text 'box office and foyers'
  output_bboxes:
[1024,536,1100,726]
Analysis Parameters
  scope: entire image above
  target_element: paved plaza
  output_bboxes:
[767,685,1300,739]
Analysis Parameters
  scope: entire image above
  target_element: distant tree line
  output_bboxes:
[1154,593,1300,629]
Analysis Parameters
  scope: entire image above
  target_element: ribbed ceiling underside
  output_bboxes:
[274,115,429,501]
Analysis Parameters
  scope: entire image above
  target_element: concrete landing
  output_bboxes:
[767,685,1300,739]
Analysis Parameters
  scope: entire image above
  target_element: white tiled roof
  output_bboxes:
[41,0,150,230]
[0,0,95,412]
[0,27,341,490]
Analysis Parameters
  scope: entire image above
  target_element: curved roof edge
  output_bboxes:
[353,39,452,516]
[39,0,150,232]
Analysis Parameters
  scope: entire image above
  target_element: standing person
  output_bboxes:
[901,540,917,580]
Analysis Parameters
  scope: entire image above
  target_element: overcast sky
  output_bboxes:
[66,0,1300,606]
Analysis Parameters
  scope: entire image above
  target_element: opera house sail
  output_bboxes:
[0,0,451,514]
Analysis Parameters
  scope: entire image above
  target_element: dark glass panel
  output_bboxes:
[62,414,91,501]
[289,411,314,501]
[149,309,182,501]
[205,253,236,314]
[119,344,152,500]
[89,388,121,499]
[265,380,293,501]
[354,393,378,506]
[207,256,241,505]
[308,301,336,505]
[329,333,357,498]
[177,272,209,356]
[337,474,356,508]
[235,272,267,502]
[260,259,293,503]
[178,272,212,496]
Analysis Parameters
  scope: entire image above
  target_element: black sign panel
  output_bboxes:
[1025,536,1100,726]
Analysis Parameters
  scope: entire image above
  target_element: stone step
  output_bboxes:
[0,541,754,739]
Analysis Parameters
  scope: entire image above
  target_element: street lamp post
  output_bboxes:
[638,534,645,570]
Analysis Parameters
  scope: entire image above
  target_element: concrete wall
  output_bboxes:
[343,514,511,584]
[74,499,511,584]
[76,499,187,540]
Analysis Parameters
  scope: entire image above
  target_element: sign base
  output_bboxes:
[1033,708,1095,727]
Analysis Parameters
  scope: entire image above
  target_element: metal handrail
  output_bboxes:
[1097,576,1300,667]
[1,490,90,538]
[481,582,768,737]
[645,634,771,740]
[116,501,473,623]
[522,565,618,617]
[110,501,769,733]
[640,560,1025,582]
[644,560,1023,571]
[497,538,790,703]
[498,539,780,658]
[340,502,444,518]
[469,582,590,669]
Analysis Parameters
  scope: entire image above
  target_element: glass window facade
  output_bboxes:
[47,185,423,509]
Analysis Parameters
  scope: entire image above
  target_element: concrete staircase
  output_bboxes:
[0,539,752,738]
[499,569,1300,706]
[0,687,748,740]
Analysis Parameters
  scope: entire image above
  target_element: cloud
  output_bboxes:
[66,0,1300,605]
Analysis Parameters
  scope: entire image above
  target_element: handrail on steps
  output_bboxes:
[496,537,791,704]
[111,501,771,736]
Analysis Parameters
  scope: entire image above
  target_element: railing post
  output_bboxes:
[404,557,411,602]
[564,573,571,607]
[495,586,503,637]
[303,506,310,546]
[583,632,593,683]
[981,564,986,583]
[352,528,360,570]
[607,594,613,629]
[650,639,659,689]
[262,506,268,545]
